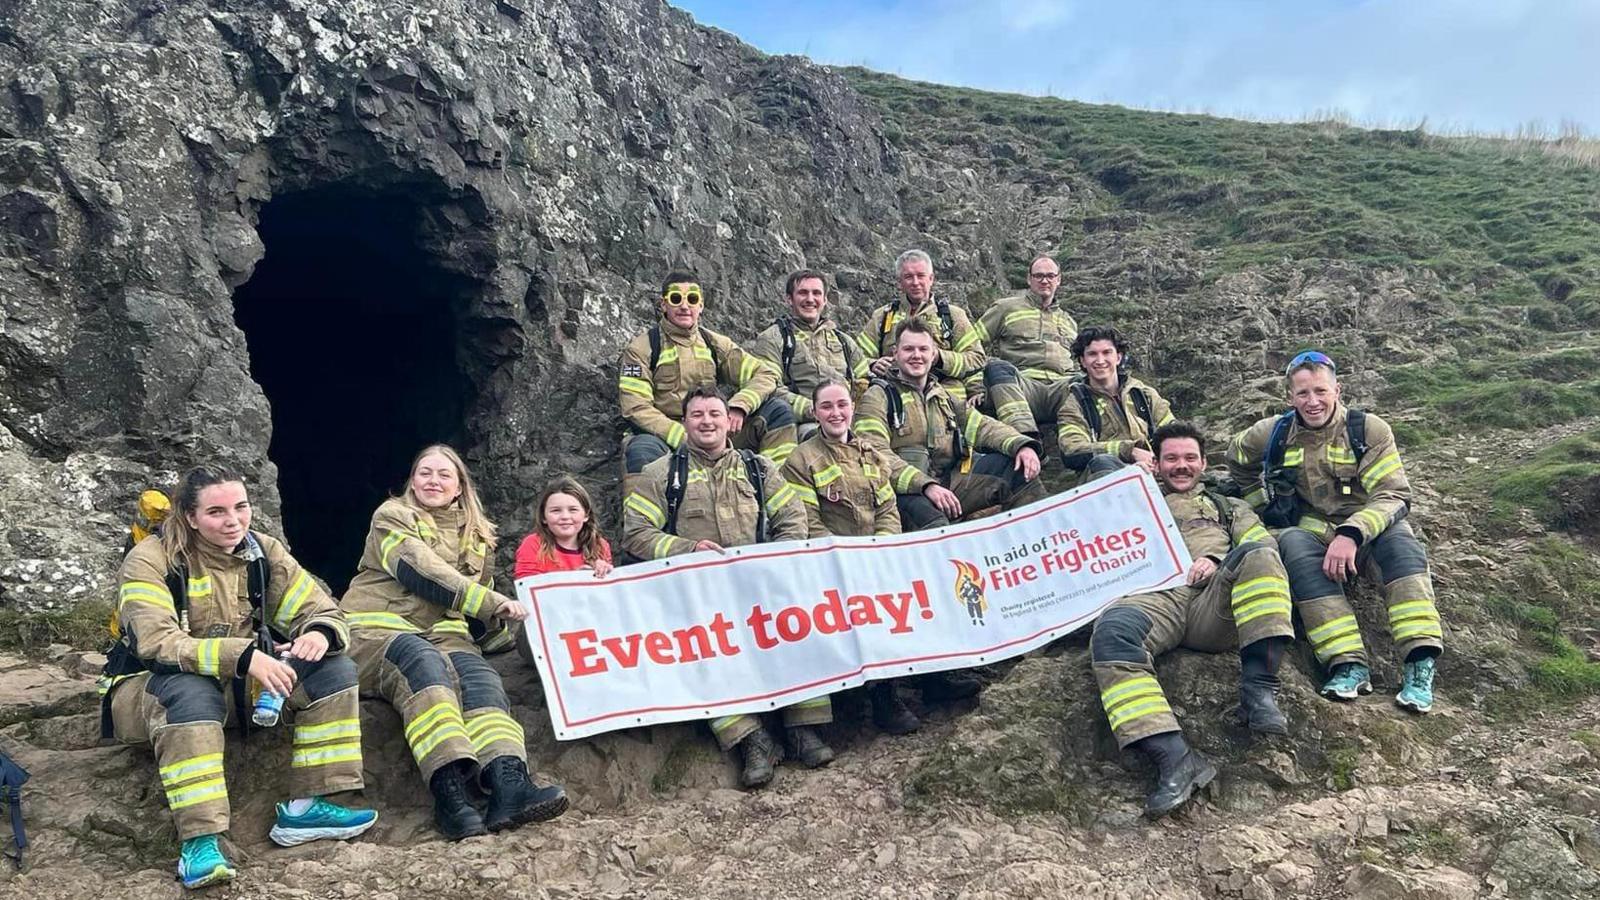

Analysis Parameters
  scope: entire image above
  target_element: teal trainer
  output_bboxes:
[268,797,378,847]
[177,833,235,890]
[1395,656,1436,714]
[1319,662,1373,701]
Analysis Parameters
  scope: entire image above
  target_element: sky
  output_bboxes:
[673,0,1600,135]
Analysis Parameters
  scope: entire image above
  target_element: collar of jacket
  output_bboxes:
[787,314,834,334]
[819,429,861,449]
[1292,401,1348,436]
[1160,482,1204,499]
[898,293,937,316]
[658,316,700,343]
[194,531,257,573]
[687,443,734,465]
[1028,289,1055,309]
[427,501,463,532]
[1088,374,1130,400]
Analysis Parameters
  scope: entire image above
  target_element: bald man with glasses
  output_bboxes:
[970,255,1081,445]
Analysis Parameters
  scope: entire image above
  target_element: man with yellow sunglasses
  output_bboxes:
[618,271,796,482]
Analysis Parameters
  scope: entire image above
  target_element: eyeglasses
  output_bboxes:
[662,286,704,307]
[1029,271,1060,281]
[1285,350,1336,375]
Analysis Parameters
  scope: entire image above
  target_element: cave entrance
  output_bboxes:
[234,187,476,594]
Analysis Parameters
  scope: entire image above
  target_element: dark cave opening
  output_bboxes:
[233,187,476,594]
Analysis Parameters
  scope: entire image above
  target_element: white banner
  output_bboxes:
[518,469,1192,740]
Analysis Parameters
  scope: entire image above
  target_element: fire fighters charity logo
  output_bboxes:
[951,559,987,626]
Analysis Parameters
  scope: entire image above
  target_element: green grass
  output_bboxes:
[1325,741,1361,791]
[1491,429,1600,527]
[1482,539,1600,712]
[0,597,113,653]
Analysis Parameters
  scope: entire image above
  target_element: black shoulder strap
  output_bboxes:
[1346,408,1369,460]
[934,296,955,347]
[164,565,188,632]
[870,378,905,430]
[1265,409,1298,467]
[875,305,895,357]
[741,450,768,544]
[704,329,722,371]
[1131,387,1155,436]
[777,317,797,390]
[663,448,691,536]
[1204,489,1235,534]
[648,325,662,370]
[835,323,860,378]
[1070,380,1103,440]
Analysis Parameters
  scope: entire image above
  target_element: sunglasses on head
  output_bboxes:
[1286,350,1336,375]
[662,286,704,307]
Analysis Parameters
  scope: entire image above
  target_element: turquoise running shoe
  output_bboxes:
[1395,656,1437,714]
[177,833,235,890]
[1319,662,1373,701]
[268,797,378,847]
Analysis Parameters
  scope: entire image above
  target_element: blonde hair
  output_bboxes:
[403,444,498,551]
[161,464,247,571]
[532,475,607,565]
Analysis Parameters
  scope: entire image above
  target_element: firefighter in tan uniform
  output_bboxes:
[747,269,870,435]
[856,249,986,406]
[619,271,796,478]
[1090,424,1295,818]
[1057,326,1176,477]
[856,319,1044,531]
[1227,351,1443,713]
[105,465,374,889]
[972,255,1080,438]
[622,386,826,787]
[781,379,962,735]
[343,445,567,841]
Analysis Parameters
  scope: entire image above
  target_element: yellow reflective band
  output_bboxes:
[461,582,488,618]
[1326,445,1358,464]
[693,345,714,362]
[855,418,889,438]
[431,618,471,636]
[855,331,879,357]
[790,482,819,506]
[945,382,969,401]
[405,702,465,742]
[973,321,990,341]
[1391,622,1444,641]
[465,712,524,739]
[1353,509,1388,535]
[1100,675,1162,708]
[738,356,758,381]
[415,518,435,540]
[863,464,881,479]
[962,410,980,449]
[1231,576,1291,603]
[347,611,421,632]
[1058,424,1090,441]
[1307,614,1359,644]
[1233,598,1293,627]
[624,493,667,528]
[1362,452,1404,491]
[1021,368,1059,381]
[657,346,680,365]
[710,714,752,734]
[1003,309,1039,327]
[895,467,919,492]
[291,742,362,768]
[1241,525,1272,544]
[411,723,469,763]
[274,571,316,630]
[815,464,843,487]
[186,575,213,598]
[1387,599,1439,622]
[619,376,654,399]
[764,443,796,466]
[651,534,679,559]
[666,422,686,448]
[997,400,1030,418]
[1156,412,1175,426]
[953,329,980,353]
[1282,448,1304,467]
[120,581,176,611]
[791,696,831,710]
[766,484,797,515]
[380,529,408,575]
[469,729,524,751]
[1244,488,1267,508]
[194,639,222,676]
[1316,635,1367,660]
[294,718,359,745]
[875,482,895,504]
[167,777,228,811]
[159,752,224,784]
[1108,698,1174,732]
[789,396,808,415]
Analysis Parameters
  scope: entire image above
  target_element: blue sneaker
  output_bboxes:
[177,834,235,889]
[268,797,378,847]
[1395,656,1436,714]
[1319,662,1373,701]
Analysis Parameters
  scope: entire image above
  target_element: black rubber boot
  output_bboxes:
[869,682,921,735]
[430,761,488,841]
[1135,731,1216,818]
[917,669,983,702]
[787,725,835,768]
[483,756,569,832]
[739,727,781,789]
[1237,637,1289,735]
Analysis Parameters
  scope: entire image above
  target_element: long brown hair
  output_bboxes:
[533,475,605,565]
[161,464,247,571]
[403,444,498,551]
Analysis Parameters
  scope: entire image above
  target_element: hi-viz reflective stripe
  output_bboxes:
[1388,599,1443,641]
[1230,576,1293,626]
[1361,452,1404,492]
[1002,309,1038,328]
[1351,508,1388,536]
[665,422,687,448]
[1326,446,1358,464]
[732,388,763,412]
[962,409,980,451]
[874,481,895,504]
[1282,448,1305,467]
[292,717,362,768]
[380,530,408,575]
[1240,524,1272,544]
[460,583,489,618]
[273,571,317,631]
[651,534,680,559]
[814,464,843,487]
[120,580,176,612]
[789,482,820,506]
[972,320,990,341]
[1297,515,1333,540]
[168,777,229,811]
[1101,675,1172,732]
[416,519,436,540]
[788,395,808,415]
[766,483,797,516]
[894,465,921,492]
[737,356,760,382]
[294,717,360,744]
[464,710,524,753]
[764,442,797,466]
[1307,613,1364,660]
[625,493,667,528]
[194,639,224,676]
[1058,423,1091,442]
[657,346,680,365]
[347,611,423,632]
[1155,410,1176,427]
[619,376,654,399]
[952,329,981,353]
[1244,487,1267,508]
[292,742,362,769]
[187,575,213,598]
[694,346,715,362]
[855,417,890,439]
[405,702,469,763]
[431,619,471,637]
[160,752,224,785]
[1021,368,1059,381]
[997,400,1030,419]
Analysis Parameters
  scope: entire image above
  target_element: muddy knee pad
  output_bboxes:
[384,632,454,693]
[624,433,671,474]
[1218,540,1276,576]
[752,395,796,429]
[449,651,510,712]
[147,672,228,724]
[982,359,1021,390]
[1277,527,1341,599]
[292,653,359,703]
[1085,453,1124,476]
[897,493,950,531]
[1367,522,1429,581]
[1091,606,1156,665]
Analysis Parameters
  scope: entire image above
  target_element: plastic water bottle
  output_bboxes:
[252,688,285,727]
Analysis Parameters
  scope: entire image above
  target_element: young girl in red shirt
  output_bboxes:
[514,475,613,579]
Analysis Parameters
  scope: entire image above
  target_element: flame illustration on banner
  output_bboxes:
[951,559,987,626]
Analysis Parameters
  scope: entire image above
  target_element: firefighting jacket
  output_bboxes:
[117,532,348,679]
[971,292,1079,385]
[618,318,779,448]
[781,430,931,537]
[623,445,806,560]
[1226,403,1411,545]
[854,296,986,402]
[1057,376,1175,463]
[341,499,503,638]
[855,374,1040,487]
[747,315,870,421]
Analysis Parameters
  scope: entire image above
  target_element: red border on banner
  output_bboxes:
[526,470,1184,732]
